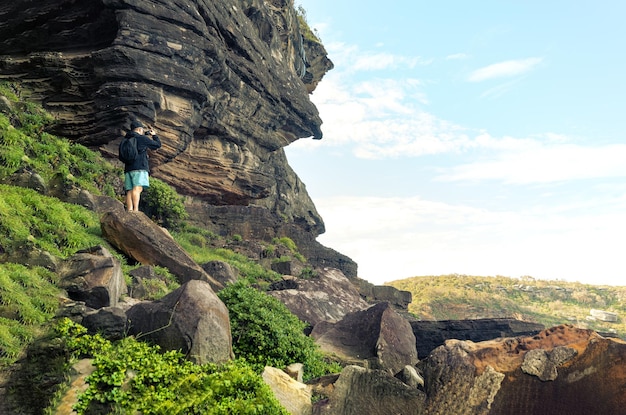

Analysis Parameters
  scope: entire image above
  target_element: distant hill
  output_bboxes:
[386,274,626,339]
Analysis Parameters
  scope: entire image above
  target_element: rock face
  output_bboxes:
[311,302,418,374]
[126,280,233,365]
[0,0,356,277]
[0,0,331,222]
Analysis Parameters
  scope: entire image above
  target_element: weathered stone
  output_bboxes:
[521,346,578,381]
[285,363,304,383]
[313,365,426,415]
[126,280,233,364]
[355,279,412,310]
[395,365,424,388]
[311,302,418,374]
[201,260,238,287]
[410,317,545,358]
[0,243,59,271]
[0,168,47,194]
[268,267,369,327]
[100,208,222,291]
[82,307,127,341]
[420,325,626,414]
[58,245,126,309]
[262,366,312,415]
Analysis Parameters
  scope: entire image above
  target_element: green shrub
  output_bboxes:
[54,319,288,415]
[217,281,340,381]
[140,177,188,230]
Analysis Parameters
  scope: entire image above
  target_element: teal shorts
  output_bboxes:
[124,170,150,191]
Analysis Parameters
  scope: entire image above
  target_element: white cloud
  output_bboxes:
[445,53,469,60]
[438,143,626,184]
[468,57,543,82]
[315,195,626,286]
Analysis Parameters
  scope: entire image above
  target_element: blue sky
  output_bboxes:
[285,1,626,286]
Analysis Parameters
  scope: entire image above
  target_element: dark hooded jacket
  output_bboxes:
[123,131,161,173]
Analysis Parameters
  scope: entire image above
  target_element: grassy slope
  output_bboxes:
[386,274,626,338]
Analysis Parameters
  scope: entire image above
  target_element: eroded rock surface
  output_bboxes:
[268,268,370,327]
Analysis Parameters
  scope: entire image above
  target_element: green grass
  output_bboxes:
[0,264,61,367]
[0,185,103,258]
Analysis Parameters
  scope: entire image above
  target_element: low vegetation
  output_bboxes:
[387,274,626,338]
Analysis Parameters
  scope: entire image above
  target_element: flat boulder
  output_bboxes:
[100,209,222,291]
[126,280,232,365]
[268,267,369,327]
[311,302,418,374]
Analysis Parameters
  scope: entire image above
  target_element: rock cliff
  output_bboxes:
[0,0,348,271]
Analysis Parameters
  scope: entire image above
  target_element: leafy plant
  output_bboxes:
[140,177,188,230]
[217,281,341,381]
[54,319,288,415]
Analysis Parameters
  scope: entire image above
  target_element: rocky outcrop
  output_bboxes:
[100,208,222,290]
[0,0,331,227]
[126,280,233,365]
[410,318,545,358]
[268,268,370,327]
[420,325,626,414]
[311,302,418,374]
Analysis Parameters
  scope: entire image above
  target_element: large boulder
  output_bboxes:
[100,209,222,291]
[126,280,233,364]
[268,268,369,327]
[311,302,418,374]
[58,245,126,309]
[420,325,626,414]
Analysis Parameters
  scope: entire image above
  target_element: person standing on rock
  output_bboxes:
[121,120,161,212]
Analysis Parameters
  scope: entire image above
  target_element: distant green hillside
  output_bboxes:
[386,274,626,339]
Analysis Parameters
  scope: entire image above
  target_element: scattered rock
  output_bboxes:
[312,365,426,415]
[126,280,233,365]
[82,307,127,341]
[311,302,418,374]
[262,366,312,415]
[268,267,369,327]
[58,246,126,309]
[201,260,238,287]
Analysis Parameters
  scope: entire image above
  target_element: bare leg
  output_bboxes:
[125,190,133,211]
[131,186,143,211]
